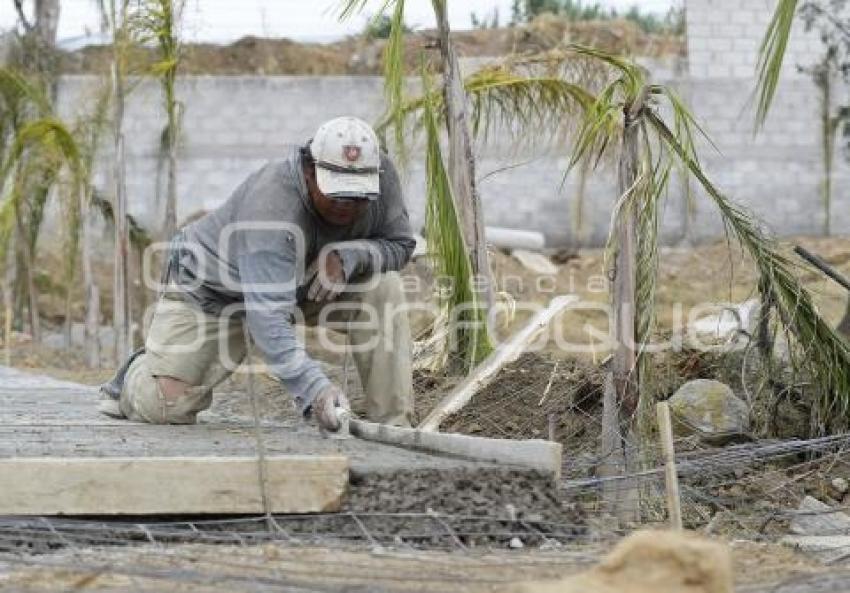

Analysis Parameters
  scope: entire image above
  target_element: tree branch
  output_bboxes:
[13,0,34,32]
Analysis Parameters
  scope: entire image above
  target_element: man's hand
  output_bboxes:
[306,251,346,302]
[312,385,351,432]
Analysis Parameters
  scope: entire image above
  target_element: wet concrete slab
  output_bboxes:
[0,366,494,476]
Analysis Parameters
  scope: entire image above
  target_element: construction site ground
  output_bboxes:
[6,237,850,590]
[0,537,838,592]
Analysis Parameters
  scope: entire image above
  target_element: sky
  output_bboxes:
[2,0,678,45]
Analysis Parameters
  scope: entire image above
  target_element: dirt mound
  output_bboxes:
[510,530,733,593]
[421,353,604,447]
[59,36,358,76]
[58,16,683,76]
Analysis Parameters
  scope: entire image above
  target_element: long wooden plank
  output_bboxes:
[0,456,348,516]
[418,295,578,432]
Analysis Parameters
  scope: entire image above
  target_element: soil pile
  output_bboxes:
[509,530,733,593]
[58,16,684,76]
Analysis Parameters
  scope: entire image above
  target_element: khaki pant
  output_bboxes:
[120,272,414,427]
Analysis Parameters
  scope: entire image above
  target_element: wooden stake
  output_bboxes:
[547,413,557,442]
[656,401,683,530]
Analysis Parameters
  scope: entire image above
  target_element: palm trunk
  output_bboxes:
[63,278,72,348]
[163,79,178,238]
[614,116,640,422]
[164,129,177,237]
[136,243,147,334]
[599,106,641,525]
[432,0,494,313]
[571,156,591,246]
[3,235,16,367]
[80,187,101,368]
[14,202,40,344]
[820,66,835,237]
[111,0,132,363]
[34,0,60,50]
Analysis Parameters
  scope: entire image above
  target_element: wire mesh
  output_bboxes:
[0,512,595,558]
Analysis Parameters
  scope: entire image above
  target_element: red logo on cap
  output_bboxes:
[343,145,361,163]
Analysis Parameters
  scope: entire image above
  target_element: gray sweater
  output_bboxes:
[171,146,415,413]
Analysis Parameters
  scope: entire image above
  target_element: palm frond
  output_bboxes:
[383,0,406,154]
[651,84,718,161]
[647,108,850,432]
[337,0,397,20]
[1,118,83,188]
[0,67,50,114]
[467,67,594,141]
[421,70,491,369]
[389,66,595,152]
[568,44,643,95]
[568,78,622,171]
[755,0,798,127]
[0,191,16,264]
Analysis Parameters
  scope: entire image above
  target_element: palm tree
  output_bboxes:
[0,68,83,347]
[337,6,850,499]
[107,0,133,363]
[132,0,184,239]
[393,44,850,520]
[339,0,495,369]
[74,85,112,366]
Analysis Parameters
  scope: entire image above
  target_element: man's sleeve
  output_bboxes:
[233,168,332,414]
[237,247,331,415]
[334,156,416,280]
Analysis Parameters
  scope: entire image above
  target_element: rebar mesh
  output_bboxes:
[0,512,595,557]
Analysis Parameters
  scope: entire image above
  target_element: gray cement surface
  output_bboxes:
[0,366,583,524]
[0,366,491,476]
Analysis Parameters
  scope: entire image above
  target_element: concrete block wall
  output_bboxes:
[686,0,822,79]
[58,75,623,246]
[53,0,844,248]
[682,0,849,241]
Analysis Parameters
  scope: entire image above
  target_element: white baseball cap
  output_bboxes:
[310,116,381,200]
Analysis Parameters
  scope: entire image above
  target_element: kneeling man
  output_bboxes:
[99,117,416,432]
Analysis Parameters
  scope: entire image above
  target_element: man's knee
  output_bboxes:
[122,357,207,424]
[156,376,192,400]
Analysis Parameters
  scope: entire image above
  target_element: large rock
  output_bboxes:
[668,379,749,444]
[508,530,733,593]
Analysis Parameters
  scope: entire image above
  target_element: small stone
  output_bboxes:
[509,536,524,549]
[505,504,518,521]
[832,478,849,495]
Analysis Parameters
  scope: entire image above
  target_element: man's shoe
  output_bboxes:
[97,347,145,419]
[97,396,124,419]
